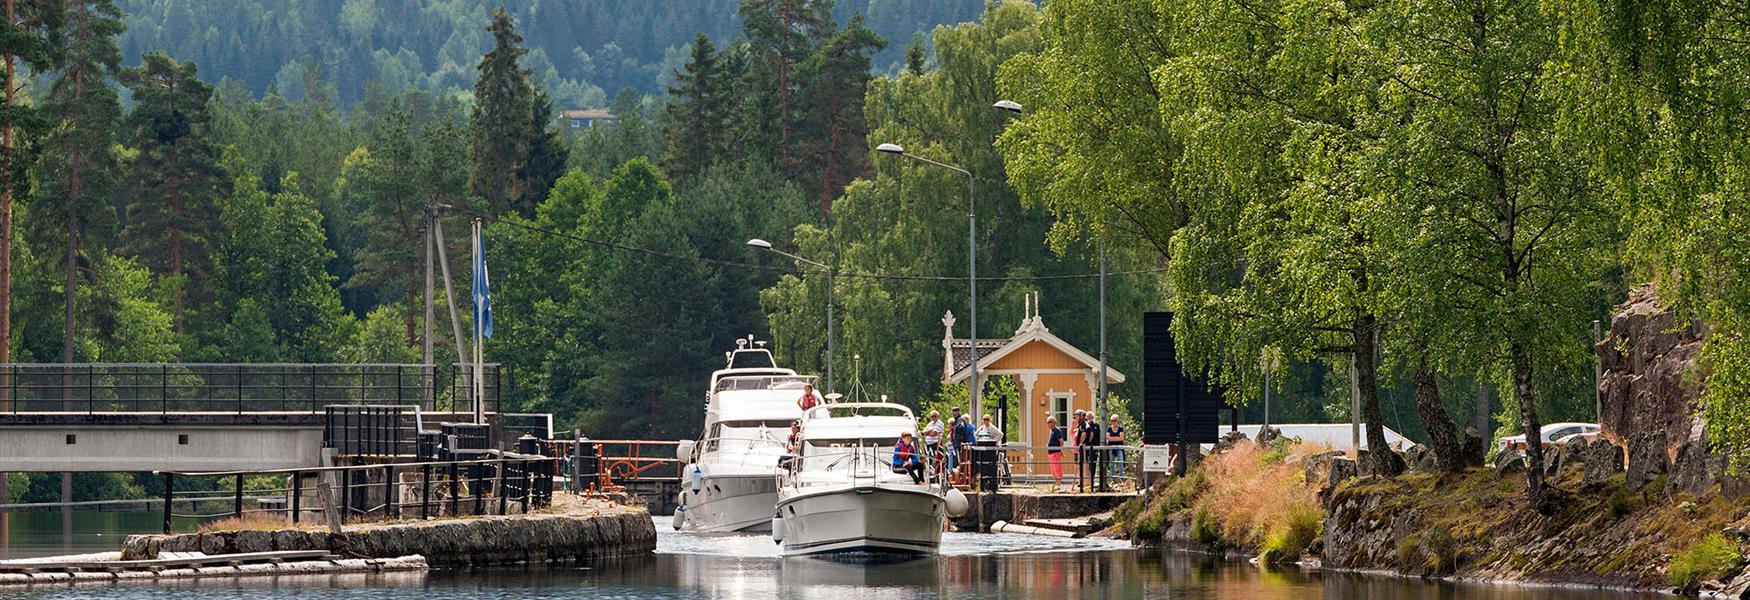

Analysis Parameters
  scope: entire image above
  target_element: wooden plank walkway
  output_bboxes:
[0,550,335,573]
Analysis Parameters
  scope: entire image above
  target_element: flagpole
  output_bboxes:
[473,218,485,425]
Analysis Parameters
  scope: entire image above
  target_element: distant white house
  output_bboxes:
[561,109,617,129]
[1207,423,1415,452]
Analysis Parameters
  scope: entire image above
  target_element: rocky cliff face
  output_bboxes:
[1597,285,1707,457]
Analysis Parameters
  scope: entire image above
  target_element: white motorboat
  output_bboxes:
[772,401,969,556]
[673,336,816,533]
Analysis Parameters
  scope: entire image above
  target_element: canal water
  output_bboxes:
[0,513,1668,598]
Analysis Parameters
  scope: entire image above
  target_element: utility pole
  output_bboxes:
[423,205,435,410]
[1593,319,1603,423]
[432,213,471,418]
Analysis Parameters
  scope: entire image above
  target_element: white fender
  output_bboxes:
[945,487,970,517]
[689,465,703,494]
[673,505,687,530]
[771,515,785,543]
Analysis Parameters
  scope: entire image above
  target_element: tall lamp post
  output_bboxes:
[876,142,980,425]
[992,99,1111,425]
[748,238,836,395]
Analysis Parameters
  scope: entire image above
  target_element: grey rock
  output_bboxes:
[1213,430,1250,454]
[1495,450,1526,478]
[1626,431,1669,489]
[1327,457,1358,490]
[1584,440,1624,485]
[1404,445,1429,469]
[1671,440,1725,496]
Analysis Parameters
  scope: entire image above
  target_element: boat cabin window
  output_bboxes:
[728,349,777,370]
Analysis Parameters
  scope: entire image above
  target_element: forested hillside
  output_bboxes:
[115,0,982,107]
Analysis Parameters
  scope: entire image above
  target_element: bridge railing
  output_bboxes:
[0,363,500,414]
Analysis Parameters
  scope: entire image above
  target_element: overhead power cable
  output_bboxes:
[448,206,1167,283]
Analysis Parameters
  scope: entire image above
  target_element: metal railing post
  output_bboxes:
[448,462,459,516]
[161,365,168,415]
[87,364,95,414]
[292,471,302,524]
[340,467,352,524]
[236,365,244,414]
[234,474,245,519]
[385,465,396,519]
[421,463,432,519]
[162,472,175,534]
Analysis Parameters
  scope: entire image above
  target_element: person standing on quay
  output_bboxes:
[1046,416,1067,491]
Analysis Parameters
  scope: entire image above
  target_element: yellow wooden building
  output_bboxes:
[939,293,1125,457]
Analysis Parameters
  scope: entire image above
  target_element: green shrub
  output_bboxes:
[1607,486,1639,518]
[1191,506,1222,545]
[1397,536,1422,570]
[1667,534,1746,589]
[1132,503,1168,539]
[1259,503,1321,563]
[1162,470,1207,513]
[1424,526,1457,573]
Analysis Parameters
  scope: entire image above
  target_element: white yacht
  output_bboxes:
[672,337,815,533]
[772,401,968,556]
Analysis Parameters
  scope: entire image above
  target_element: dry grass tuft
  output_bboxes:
[1197,441,1324,554]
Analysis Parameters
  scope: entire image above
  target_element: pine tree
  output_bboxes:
[119,52,224,333]
[36,0,124,363]
[796,13,883,216]
[663,33,730,183]
[2,0,66,381]
[519,88,568,211]
[737,0,835,176]
[468,7,545,216]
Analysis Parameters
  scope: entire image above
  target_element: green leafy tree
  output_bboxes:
[1551,0,1750,471]
[215,168,356,362]
[119,51,225,332]
[1370,0,1616,507]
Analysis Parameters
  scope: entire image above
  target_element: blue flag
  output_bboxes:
[472,227,493,339]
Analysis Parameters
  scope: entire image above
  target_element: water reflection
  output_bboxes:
[0,512,1672,599]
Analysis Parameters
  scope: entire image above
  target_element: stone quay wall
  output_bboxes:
[121,507,655,567]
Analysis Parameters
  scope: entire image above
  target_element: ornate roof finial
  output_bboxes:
[942,310,957,339]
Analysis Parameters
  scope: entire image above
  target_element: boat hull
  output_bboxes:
[677,472,779,533]
[775,486,945,556]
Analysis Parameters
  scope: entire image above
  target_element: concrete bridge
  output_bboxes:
[0,363,508,473]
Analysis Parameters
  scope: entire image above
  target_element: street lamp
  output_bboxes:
[876,142,980,426]
[992,99,1109,431]
[748,238,836,395]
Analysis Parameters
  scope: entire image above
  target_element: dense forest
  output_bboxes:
[114,0,983,107]
[4,0,1745,514]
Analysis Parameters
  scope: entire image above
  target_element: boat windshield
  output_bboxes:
[715,375,816,393]
[704,420,791,452]
[802,439,899,459]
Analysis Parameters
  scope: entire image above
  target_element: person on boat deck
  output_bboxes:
[798,384,819,411]
[893,431,925,484]
[923,411,945,470]
[786,420,802,454]
[1046,416,1067,490]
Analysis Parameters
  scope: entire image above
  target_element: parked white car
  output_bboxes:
[1498,422,1600,452]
